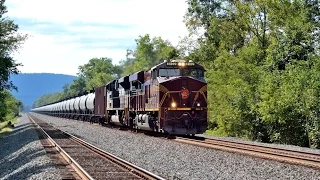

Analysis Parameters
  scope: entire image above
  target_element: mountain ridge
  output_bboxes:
[9,73,77,111]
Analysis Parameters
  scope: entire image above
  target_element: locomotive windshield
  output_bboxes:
[159,68,180,77]
[183,69,204,78]
[158,68,204,78]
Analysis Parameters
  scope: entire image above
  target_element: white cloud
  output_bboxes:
[13,32,127,75]
[6,0,189,76]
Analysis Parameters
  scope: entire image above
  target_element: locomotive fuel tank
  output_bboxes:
[110,115,126,126]
[135,114,154,131]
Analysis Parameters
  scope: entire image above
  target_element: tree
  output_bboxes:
[62,83,70,97]
[0,90,21,122]
[33,92,64,108]
[17,100,23,113]
[121,34,181,76]
[0,0,27,91]
[69,76,86,96]
[0,0,27,123]
[78,57,121,90]
[183,0,320,147]
[33,57,121,108]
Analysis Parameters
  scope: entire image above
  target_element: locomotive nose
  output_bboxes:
[159,76,207,108]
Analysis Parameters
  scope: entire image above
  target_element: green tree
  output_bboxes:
[0,0,27,123]
[33,92,64,108]
[183,0,320,147]
[33,57,121,108]
[0,90,20,122]
[121,34,180,76]
[265,0,317,70]
[69,76,86,96]
[78,57,121,90]
[17,100,24,113]
[62,83,70,97]
[0,0,27,91]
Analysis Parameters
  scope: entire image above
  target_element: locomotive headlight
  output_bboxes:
[197,102,201,107]
[178,62,185,67]
[171,102,177,108]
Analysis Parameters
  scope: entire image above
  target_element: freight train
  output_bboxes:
[31,59,208,135]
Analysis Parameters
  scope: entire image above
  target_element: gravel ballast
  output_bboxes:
[0,114,61,180]
[31,113,320,180]
[198,134,320,155]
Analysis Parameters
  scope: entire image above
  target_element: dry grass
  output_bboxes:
[0,121,8,129]
[0,121,13,138]
[0,127,13,133]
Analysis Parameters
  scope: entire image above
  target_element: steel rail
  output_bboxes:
[68,133,166,180]
[174,137,320,169]
[28,114,94,180]
[28,113,166,180]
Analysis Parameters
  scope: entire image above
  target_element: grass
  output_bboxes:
[0,121,8,129]
[0,122,12,138]
[0,117,19,138]
[205,129,227,137]
[0,127,13,133]
[205,129,254,142]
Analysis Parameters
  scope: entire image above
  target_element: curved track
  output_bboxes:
[173,136,320,169]
[28,114,165,180]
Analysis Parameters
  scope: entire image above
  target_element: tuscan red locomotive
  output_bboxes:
[31,59,208,135]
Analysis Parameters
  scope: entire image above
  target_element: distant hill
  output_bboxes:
[9,73,77,111]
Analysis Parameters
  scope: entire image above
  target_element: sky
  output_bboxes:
[6,0,189,76]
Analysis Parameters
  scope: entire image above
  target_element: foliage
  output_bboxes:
[78,57,122,91]
[33,92,64,108]
[0,0,27,91]
[182,0,320,148]
[68,76,86,96]
[33,57,122,106]
[0,90,21,122]
[120,34,181,76]
[0,0,26,126]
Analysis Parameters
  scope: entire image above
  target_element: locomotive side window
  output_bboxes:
[152,69,157,79]
[159,68,180,77]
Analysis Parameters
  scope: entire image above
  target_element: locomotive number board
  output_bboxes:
[166,62,195,66]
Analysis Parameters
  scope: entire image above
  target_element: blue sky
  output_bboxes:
[6,0,189,76]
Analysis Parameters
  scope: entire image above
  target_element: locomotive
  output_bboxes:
[31,59,208,135]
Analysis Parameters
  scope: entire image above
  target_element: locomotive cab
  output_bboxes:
[149,59,208,135]
[158,59,205,81]
[153,60,205,81]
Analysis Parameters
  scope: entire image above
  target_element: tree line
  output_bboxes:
[33,0,320,148]
[33,34,181,107]
[0,0,26,124]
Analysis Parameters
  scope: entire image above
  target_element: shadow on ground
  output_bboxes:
[0,115,56,180]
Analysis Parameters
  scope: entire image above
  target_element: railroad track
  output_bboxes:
[28,114,165,180]
[173,136,320,169]
[30,113,320,170]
